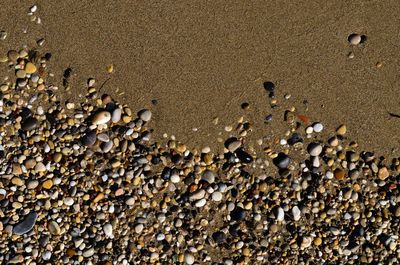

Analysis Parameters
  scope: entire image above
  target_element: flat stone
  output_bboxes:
[64,197,74,206]
[13,212,38,235]
[11,177,23,186]
[189,189,205,201]
[34,162,46,172]
[138,109,152,122]
[201,170,215,184]
[125,197,135,206]
[92,111,111,125]
[27,180,39,189]
[313,122,323,133]
[195,198,207,207]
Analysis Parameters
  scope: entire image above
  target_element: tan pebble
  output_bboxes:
[42,179,53,189]
[106,64,114,73]
[336,125,347,135]
[53,153,62,163]
[93,193,105,203]
[16,69,26,78]
[24,159,36,169]
[376,62,383,68]
[314,237,322,246]
[12,163,22,175]
[378,167,389,180]
[11,177,24,186]
[48,221,61,235]
[34,162,46,172]
[92,111,111,125]
[25,62,37,74]
[242,248,250,256]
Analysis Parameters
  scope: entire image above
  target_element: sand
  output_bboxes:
[1,1,400,154]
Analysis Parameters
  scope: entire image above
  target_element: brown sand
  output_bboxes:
[1,1,400,156]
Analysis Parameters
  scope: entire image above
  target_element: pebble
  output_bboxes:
[13,212,38,235]
[195,198,207,207]
[227,140,242,152]
[25,62,37,74]
[138,109,152,122]
[292,206,301,221]
[308,142,322,156]
[21,117,38,131]
[64,197,74,206]
[230,207,246,221]
[276,207,285,222]
[48,221,61,235]
[111,108,122,122]
[273,153,290,169]
[336,124,347,135]
[134,224,144,234]
[103,223,113,238]
[211,191,223,202]
[235,148,253,163]
[92,111,111,125]
[83,248,95,258]
[313,122,323,132]
[42,179,53,189]
[202,170,215,184]
[378,167,389,180]
[82,130,97,146]
[0,31,7,40]
[334,169,345,180]
[184,252,195,265]
[348,33,362,45]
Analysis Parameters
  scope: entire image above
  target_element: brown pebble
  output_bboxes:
[93,193,105,203]
[25,62,37,74]
[334,169,345,180]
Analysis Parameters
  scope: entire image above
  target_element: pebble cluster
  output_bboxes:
[0,22,398,264]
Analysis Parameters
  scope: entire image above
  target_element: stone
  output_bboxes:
[202,170,215,184]
[92,111,111,125]
[195,198,206,207]
[184,252,194,265]
[34,162,46,172]
[64,197,74,206]
[334,169,345,180]
[273,153,290,169]
[336,124,347,135]
[13,212,38,235]
[111,108,122,123]
[308,142,322,156]
[378,167,389,180]
[42,179,53,189]
[11,177,23,186]
[292,206,301,221]
[125,197,135,206]
[190,190,205,201]
[103,223,113,238]
[227,140,241,152]
[83,248,95,258]
[25,62,37,74]
[48,221,61,235]
[81,130,97,146]
[212,191,223,202]
[230,207,246,221]
[134,224,144,234]
[314,237,322,246]
[276,207,285,221]
[235,148,253,164]
[348,33,361,45]
[21,117,38,131]
[313,122,323,133]
[138,109,152,122]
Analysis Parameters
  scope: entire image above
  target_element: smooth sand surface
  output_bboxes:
[1,1,400,155]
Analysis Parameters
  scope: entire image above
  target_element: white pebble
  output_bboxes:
[313,122,323,133]
[276,207,285,222]
[184,253,195,265]
[195,198,207,207]
[211,191,223,202]
[103,223,113,238]
[30,5,38,13]
[170,174,180,183]
[305,126,313,134]
[64,197,74,206]
[292,206,301,221]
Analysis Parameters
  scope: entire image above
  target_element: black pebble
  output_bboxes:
[235,148,253,164]
[212,231,226,244]
[273,152,291,169]
[21,117,38,131]
[287,133,303,145]
[230,207,246,221]
[265,114,273,122]
[81,130,97,146]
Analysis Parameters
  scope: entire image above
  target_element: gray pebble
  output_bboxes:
[13,211,38,235]
[138,109,152,122]
[308,142,322,156]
